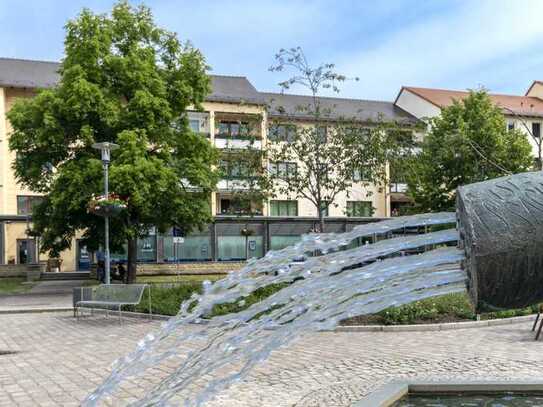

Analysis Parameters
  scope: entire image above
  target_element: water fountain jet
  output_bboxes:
[84,171,543,406]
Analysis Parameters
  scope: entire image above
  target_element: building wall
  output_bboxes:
[263,119,390,218]
[0,87,78,270]
[504,115,543,159]
[526,82,543,99]
[396,88,543,161]
[0,90,395,269]
[395,89,442,122]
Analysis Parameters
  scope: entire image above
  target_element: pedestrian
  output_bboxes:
[117,262,127,283]
[96,251,105,284]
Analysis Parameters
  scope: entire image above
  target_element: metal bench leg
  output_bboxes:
[533,312,540,332]
[148,286,152,321]
[536,318,543,341]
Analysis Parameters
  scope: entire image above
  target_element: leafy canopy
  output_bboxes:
[268,47,415,231]
[8,1,218,256]
[406,89,533,212]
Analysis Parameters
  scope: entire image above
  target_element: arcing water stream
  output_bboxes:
[84,212,467,406]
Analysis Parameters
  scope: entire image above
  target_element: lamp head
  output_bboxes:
[92,142,119,163]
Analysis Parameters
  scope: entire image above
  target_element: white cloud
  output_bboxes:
[334,0,543,100]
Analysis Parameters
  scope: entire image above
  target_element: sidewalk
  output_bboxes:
[0,280,94,312]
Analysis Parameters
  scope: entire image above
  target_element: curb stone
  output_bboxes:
[334,314,535,332]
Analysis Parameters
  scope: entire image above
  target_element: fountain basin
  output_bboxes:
[353,380,543,407]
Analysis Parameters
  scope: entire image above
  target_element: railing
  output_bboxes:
[214,138,262,149]
[390,183,408,193]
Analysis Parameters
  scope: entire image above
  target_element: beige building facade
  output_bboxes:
[0,58,418,269]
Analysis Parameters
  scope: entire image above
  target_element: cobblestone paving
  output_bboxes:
[0,312,542,406]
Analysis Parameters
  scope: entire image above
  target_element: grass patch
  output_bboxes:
[0,277,34,294]
[131,281,288,317]
[341,292,539,326]
[134,283,203,316]
[209,283,288,318]
[126,279,540,325]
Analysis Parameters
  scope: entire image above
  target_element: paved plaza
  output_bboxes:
[0,312,542,406]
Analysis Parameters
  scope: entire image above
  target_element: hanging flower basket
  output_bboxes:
[240,228,254,237]
[88,194,127,217]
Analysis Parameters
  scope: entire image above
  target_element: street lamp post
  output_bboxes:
[92,142,119,285]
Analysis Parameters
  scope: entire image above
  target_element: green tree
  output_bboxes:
[8,2,218,282]
[268,47,411,232]
[407,89,533,212]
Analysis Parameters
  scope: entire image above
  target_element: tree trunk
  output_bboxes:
[127,237,137,284]
[318,209,325,233]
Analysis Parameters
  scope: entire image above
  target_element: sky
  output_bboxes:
[0,0,543,101]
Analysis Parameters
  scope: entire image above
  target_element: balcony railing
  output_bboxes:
[215,138,262,149]
[390,183,408,193]
[217,179,262,191]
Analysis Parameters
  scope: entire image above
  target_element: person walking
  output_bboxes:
[96,251,105,284]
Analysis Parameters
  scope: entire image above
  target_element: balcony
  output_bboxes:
[216,193,263,216]
[214,138,262,149]
[217,179,261,191]
[390,183,408,193]
[188,111,210,137]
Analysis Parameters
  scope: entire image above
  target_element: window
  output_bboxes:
[533,122,541,138]
[220,199,251,215]
[17,195,43,215]
[269,162,297,179]
[507,121,515,131]
[346,201,374,217]
[189,119,200,133]
[353,167,370,182]
[219,160,251,179]
[218,121,250,138]
[270,200,298,216]
[320,201,329,217]
[316,126,327,143]
[269,124,296,142]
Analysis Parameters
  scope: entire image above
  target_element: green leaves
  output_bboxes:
[407,90,533,212]
[8,1,218,257]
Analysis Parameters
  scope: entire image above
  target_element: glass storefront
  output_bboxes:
[217,236,263,260]
[163,235,211,262]
[137,236,156,262]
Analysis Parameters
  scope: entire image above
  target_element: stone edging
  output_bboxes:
[334,314,536,332]
[353,380,543,407]
[0,307,74,314]
[0,307,537,332]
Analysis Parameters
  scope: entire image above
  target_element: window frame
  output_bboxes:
[346,201,374,217]
[218,120,252,139]
[269,161,297,179]
[270,200,298,217]
[189,119,200,133]
[532,122,541,138]
[17,195,43,216]
[269,124,296,143]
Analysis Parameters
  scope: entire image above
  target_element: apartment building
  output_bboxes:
[395,84,543,158]
[0,57,417,269]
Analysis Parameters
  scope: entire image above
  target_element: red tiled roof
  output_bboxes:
[403,86,543,118]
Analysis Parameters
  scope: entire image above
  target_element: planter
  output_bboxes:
[88,203,126,217]
[240,228,254,237]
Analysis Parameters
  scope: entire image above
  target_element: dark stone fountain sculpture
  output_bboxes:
[457,171,543,310]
